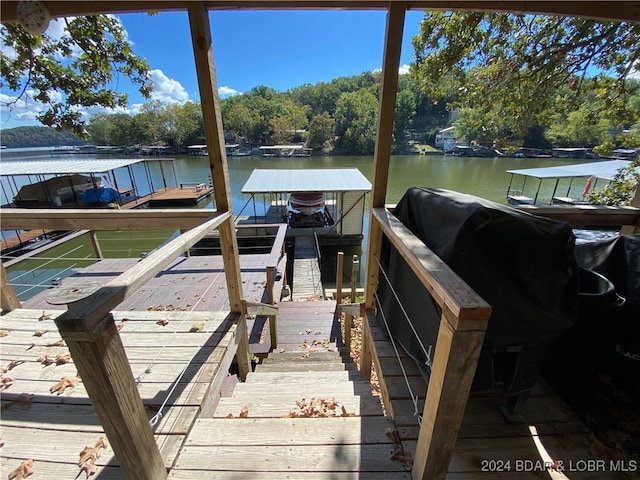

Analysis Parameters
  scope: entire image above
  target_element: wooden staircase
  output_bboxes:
[169,348,412,479]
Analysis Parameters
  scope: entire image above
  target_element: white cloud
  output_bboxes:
[219,86,241,98]
[149,69,189,103]
[0,90,63,125]
[373,64,412,75]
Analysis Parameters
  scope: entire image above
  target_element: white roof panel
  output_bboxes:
[0,158,175,176]
[242,168,371,194]
[507,160,632,181]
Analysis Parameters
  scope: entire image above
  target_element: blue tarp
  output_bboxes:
[81,187,121,205]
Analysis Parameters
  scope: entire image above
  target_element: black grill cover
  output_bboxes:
[376,188,579,391]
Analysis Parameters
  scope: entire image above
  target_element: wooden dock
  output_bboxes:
[291,235,324,300]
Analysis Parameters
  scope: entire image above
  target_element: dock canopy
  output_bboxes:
[241,168,371,194]
[0,158,156,176]
[506,159,632,181]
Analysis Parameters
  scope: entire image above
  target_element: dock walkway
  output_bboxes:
[291,235,323,300]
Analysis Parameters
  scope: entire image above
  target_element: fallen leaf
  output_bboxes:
[0,330,10,337]
[8,458,34,479]
[46,339,65,347]
[156,319,169,326]
[55,353,72,365]
[39,311,52,321]
[33,330,47,337]
[0,376,15,391]
[78,461,97,477]
[37,355,54,366]
[189,322,205,332]
[6,360,25,370]
[50,376,79,395]
[239,406,249,418]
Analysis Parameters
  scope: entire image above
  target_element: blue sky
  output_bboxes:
[1,9,426,130]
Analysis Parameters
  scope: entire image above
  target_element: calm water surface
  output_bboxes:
[1,151,593,299]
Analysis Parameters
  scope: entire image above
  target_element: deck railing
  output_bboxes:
[362,207,492,480]
[0,208,286,480]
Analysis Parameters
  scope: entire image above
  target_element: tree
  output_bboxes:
[334,89,378,154]
[1,16,151,136]
[411,13,640,139]
[307,112,336,151]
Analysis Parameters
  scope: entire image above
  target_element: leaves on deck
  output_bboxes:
[38,311,52,321]
[8,458,34,479]
[33,330,47,337]
[55,353,72,365]
[0,330,10,337]
[77,437,107,478]
[286,397,355,418]
[189,322,205,332]
[37,355,55,366]
[156,319,170,326]
[6,360,25,370]
[46,339,65,347]
[226,406,249,418]
[50,376,79,395]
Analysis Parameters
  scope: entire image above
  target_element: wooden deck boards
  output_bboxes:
[0,308,237,480]
[367,319,618,480]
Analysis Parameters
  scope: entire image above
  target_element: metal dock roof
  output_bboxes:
[241,168,372,194]
[506,160,632,181]
[0,158,172,176]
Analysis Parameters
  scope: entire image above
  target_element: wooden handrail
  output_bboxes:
[0,208,217,231]
[517,204,640,228]
[368,207,491,480]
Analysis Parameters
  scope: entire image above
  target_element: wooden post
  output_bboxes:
[350,254,359,302]
[412,311,487,480]
[336,251,344,303]
[1,263,21,312]
[361,3,405,374]
[88,231,103,259]
[55,314,167,480]
[266,266,278,349]
[188,3,250,380]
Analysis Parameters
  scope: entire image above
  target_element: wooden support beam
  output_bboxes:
[88,231,103,259]
[188,2,249,378]
[1,263,21,312]
[0,208,217,231]
[412,313,487,480]
[364,2,405,312]
[55,314,167,480]
[336,251,344,302]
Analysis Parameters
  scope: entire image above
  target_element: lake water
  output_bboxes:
[1,150,596,300]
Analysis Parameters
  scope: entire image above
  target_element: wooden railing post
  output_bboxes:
[1,263,21,312]
[266,266,277,349]
[55,314,167,480]
[336,251,344,303]
[88,230,103,259]
[412,311,487,480]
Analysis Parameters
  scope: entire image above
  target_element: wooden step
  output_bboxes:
[231,381,374,397]
[213,393,384,418]
[187,416,398,445]
[263,349,351,364]
[255,361,357,372]
[244,370,364,384]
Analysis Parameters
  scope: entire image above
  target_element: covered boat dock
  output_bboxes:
[240,168,372,245]
[506,159,632,205]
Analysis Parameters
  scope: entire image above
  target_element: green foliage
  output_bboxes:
[587,157,640,206]
[411,12,640,140]
[307,112,336,152]
[1,16,152,136]
[334,89,379,154]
